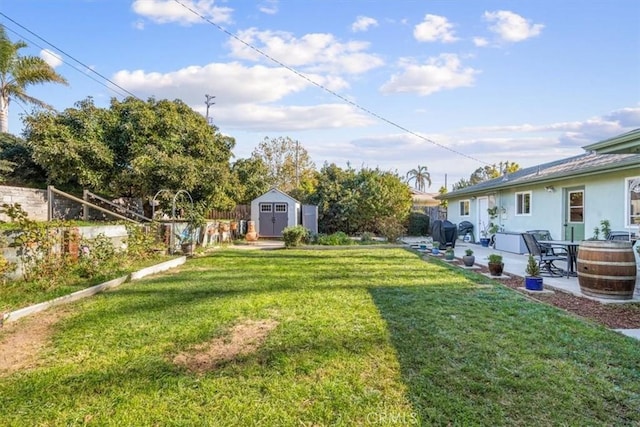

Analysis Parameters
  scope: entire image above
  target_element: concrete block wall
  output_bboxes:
[0,185,83,222]
[0,185,48,221]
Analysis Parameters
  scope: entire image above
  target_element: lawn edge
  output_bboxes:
[1,256,187,325]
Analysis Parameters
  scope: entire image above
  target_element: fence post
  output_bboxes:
[83,189,89,221]
[47,185,53,221]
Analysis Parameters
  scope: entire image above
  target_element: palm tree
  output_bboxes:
[406,165,431,192]
[0,25,68,133]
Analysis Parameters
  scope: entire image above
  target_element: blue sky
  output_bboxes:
[2,0,639,190]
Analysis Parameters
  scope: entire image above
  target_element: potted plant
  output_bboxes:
[524,254,543,291]
[487,253,504,276]
[431,241,440,255]
[444,247,455,260]
[462,248,475,267]
[479,222,491,247]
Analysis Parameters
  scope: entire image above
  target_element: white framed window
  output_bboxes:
[515,191,532,215]
[626,177,640,227]
[260,204,272,213]
[275,203,288,213]
[459,200,470,217]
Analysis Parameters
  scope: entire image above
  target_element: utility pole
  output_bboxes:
[295,140,299,188]
[205,94,216,125]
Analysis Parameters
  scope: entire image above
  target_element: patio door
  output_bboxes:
[564,188,585,241]
[476,196,489,241]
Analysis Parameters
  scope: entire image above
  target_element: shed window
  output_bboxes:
[459,200,470,217]
[627,177,640,226]
[515,191,531,215]
[275,203,288,213]
[260,204,272,213]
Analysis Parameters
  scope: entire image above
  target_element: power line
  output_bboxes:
[0,13,141,100]
[171,0,490,167]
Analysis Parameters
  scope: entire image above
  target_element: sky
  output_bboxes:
[2,0,640,191]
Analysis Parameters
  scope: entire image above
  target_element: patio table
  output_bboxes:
[544,240,580,278]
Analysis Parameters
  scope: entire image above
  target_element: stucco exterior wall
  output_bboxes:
[447,169,640,243]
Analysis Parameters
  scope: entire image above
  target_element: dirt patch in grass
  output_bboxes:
[173,319,278,373]
[0,308,70,376]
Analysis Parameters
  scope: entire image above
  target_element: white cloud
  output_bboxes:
[219,103,373,131]
[259,0,279,15]
[111,61,373,132]
[228,28,384,75]
[112,62,317,104]
[352,16,378,33]
[40,49,63,68]
[380,54,478,96]
[473,37,488,47]
[483,10,543,43]
[413,14,458,43]
[131,0,233,25]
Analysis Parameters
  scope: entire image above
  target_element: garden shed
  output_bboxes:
[251,188,301,238]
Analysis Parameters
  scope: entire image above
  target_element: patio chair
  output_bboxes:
[526,229,568,256]
[607,231,636,241]
[521,233,568,277]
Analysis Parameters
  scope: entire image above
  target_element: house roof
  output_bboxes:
[410,189,440,206]
[439,129,640,200]
[582,128,640,154]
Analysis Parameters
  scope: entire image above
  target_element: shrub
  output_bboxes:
[76,233,121,278]
[360,231,375,243]
[406,211,430,236]
[376,217,406,243]
[488,253,503,264]
[282,225,309,248]
[317,231,353,246]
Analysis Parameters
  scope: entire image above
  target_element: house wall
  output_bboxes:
[447,169,640,242]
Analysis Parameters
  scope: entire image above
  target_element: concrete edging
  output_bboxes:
[2,256,187,324]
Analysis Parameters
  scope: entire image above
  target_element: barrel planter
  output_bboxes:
[576,240,637,300]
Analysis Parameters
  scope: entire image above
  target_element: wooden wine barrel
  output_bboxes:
[577,240,637,300]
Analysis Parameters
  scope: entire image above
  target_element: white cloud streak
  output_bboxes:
[351,16,378,32]
[131,0,233,25]
[380,54,478,96]
[40,49,63,68]
[414,14,458,43]
[483,10,544,43]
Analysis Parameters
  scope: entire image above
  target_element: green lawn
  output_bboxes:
[0,255,176,313]
[1,248,638,426]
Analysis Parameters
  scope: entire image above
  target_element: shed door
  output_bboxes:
[259,202,289,237]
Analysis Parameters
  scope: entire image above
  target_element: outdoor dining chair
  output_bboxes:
[521,233,568,277]
[526,229,568,256]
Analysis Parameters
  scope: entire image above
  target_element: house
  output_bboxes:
[438,129,640,251]
[250,188,302,238]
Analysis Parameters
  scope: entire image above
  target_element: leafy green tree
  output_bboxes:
[0,132,46,185]
[231,157,270,205]
[22,98,114,189]
[251,136,315,193]
[309,163,411,238]
[353,168,412,236]
[0,25,68,133]
[22,96,237,210]
[453,161,521,190]
[406,164,431,191]
[308,163,358,234]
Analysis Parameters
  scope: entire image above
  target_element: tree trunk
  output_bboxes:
[0,95,8,133]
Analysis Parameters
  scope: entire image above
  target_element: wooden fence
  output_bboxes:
[206,205,250,221]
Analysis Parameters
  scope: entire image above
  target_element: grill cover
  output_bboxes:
[431,219,458,248]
